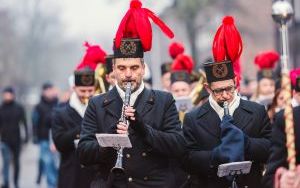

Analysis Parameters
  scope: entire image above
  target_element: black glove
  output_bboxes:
[211,115,245,165]
[129,110,148,136]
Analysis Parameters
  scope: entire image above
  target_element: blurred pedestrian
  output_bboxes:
[0,86,28,188]
[32,82,58,188]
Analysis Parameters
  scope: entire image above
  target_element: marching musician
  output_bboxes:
[169,50,194,124]
[168,48,195,186]
[77,0,184,187]
[251,50,280,108]
[262,73,300,188]
[170,51,194,98]
[160,41,185,92]
[51,42,105,188]
[290,68,300,107]
[182,16,271,188]
[160,62,172,92]
[104,55,116,90]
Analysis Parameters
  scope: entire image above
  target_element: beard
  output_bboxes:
[119,79,142,92]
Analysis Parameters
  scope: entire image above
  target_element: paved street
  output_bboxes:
[0,143,48,188]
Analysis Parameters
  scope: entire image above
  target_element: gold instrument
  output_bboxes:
[178,111,185,124]
[189,70,207,105]
[83,97,89,105]
[94,64,107,95]
[111,82,132,175]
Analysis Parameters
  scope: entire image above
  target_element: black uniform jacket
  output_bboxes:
[78,87,185,188]
[262,106,300,188]
[183,99,271,188]
[0,101,28,146]
[52,103,96,188]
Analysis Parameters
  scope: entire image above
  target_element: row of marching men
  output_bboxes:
[50,1,300,188]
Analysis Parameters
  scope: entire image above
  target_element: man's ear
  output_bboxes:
[204,83,212,94]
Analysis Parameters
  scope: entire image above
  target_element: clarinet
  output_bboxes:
[111,82,132,176]
[223,101,229,116]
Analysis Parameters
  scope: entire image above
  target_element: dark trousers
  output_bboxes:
[1,142,20,188]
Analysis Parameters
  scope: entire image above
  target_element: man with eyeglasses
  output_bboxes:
[182,16,271,188]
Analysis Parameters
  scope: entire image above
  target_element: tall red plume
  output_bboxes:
[115,0,174,52]
[212,16,243,63]
[171,54,194,74]
[76,42,107,70]
[169,41,185,59]
[233,58,242,89]
[254,50,279,70]
[290,68,300,87]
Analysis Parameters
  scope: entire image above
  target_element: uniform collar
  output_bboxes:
[116,82,145,106]
[208,91,240,119]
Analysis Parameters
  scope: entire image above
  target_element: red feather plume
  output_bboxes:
[171,54,194,74]
[212,16,243,63]
[233,58,242,89]
[76,42,107,70]
[169,41,185,59]
[115,0,174,52]
[254,50,279,70]
[290,68,300,87]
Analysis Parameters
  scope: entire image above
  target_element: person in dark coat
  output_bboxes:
[32,82,58,187]
[262,106,300,188]
[0,87,28,188]
[52,42,105,188]
[77,1,184,187]
[182,16,271,188]
[262,77,300,188]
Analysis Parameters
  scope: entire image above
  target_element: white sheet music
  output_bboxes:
[217,161,252,177]
[175,96,193,112]
[95,134,132,148]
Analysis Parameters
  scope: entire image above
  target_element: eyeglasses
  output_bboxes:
[211,86,235,96]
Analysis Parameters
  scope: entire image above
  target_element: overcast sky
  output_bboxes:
[1,0,172,52]
[57,0,172,43]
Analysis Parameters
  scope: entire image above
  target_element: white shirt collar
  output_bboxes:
[208,91,241,120]
[116,82,145,106]
[69,92,87,118]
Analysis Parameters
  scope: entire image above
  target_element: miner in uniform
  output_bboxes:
[182,16,271,188]
[51,42,106,188]
[77,0,184,187]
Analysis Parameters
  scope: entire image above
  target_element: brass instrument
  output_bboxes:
[189,69,207,105]
[94,64,107,95]
[111,82,132,175]
[83,97,89,105]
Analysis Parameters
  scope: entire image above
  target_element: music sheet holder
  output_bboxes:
[175,96,193,112]
[217,161,252,188]
[95,134,132,149]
